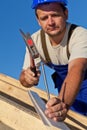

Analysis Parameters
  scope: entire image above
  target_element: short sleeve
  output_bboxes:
[69,27,87,62]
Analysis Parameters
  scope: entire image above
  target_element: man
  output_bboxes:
[20,0,87,121]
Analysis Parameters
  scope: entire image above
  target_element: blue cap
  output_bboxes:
[32,0,68,9]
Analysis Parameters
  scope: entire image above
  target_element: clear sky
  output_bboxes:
[0,0,87,95]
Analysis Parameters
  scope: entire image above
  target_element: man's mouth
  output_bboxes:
[47,27,58,31]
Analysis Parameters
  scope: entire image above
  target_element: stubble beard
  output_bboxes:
[47,30,62,38]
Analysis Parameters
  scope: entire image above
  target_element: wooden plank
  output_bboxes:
[0,121,14,130]
[0,96,48,130]
[0,93,67,130]
[29,90,70,130]
[0,73,87,130]
[0,73,50,105]
[67,110,87,126]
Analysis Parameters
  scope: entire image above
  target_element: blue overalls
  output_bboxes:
[48,63,87,116]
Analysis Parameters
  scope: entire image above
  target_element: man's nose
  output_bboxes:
[48,16,54,25]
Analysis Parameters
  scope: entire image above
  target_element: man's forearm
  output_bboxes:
[59,61,86,107]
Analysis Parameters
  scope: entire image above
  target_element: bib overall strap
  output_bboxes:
[40,24,78,62]
[40,29,51,63]
[66,24,77,59]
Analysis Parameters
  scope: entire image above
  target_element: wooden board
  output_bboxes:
[0,91,67,130]
[0,94,49,130]
[0,73,87,130]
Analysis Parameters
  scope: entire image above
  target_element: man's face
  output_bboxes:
[36,3,68,37]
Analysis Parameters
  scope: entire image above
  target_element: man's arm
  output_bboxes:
[59,58,87,106]
[45,58,87,121]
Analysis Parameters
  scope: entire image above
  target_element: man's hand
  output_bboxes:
[19,67,41,87]
[45,97,68,122]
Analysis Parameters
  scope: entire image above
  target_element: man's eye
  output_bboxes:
[40,16,48,21]
[52,14,60,17]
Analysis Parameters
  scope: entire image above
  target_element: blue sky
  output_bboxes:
[0,0,87,95]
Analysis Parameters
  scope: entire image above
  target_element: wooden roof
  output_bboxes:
[0,73,87,130]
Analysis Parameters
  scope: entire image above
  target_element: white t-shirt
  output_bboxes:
[23,23,87,69]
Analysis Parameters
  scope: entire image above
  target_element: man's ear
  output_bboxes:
[65,9,68,20]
